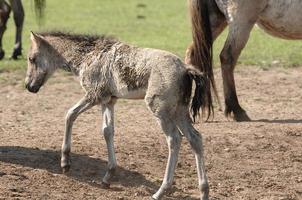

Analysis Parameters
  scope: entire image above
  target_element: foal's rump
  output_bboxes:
[143,49,212,121]
[144,52,189,116]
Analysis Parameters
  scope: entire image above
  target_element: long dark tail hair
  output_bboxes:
[185,67,213,122]
[188,0,219,112]
[34,0,46,23]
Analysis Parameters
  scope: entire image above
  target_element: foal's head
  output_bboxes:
[25,32,63,93]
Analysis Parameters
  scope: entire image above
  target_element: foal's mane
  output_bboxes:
[38,31,119,53]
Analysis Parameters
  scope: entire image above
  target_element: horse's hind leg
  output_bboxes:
[100,98,117,188]
[9,0,23,59]
[220,21,257,121]
[152,116,182,200]
[177,118,208,200]
[61,97,95,173]
[219,1,267,121]
[0,0,11,60]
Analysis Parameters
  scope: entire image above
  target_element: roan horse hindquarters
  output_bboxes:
[25,31,213,200]
[186,0,302,121]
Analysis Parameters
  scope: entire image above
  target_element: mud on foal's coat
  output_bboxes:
[25,31,212,200]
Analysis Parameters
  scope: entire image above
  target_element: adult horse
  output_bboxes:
[0,0,44,60]
[186,0,302,121]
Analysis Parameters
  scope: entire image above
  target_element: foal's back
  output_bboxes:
[106,43,188,100]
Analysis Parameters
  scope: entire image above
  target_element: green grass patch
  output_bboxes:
[1,0,302,72]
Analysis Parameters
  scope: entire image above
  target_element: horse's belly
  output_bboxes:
[257,0,302,39]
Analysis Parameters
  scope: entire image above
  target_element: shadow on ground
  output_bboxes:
[0,146,157,189]
[252,119,302,124]
[0,146,200,200]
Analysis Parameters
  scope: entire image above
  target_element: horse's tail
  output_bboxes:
[34,0,46,22]
[188,0,220,110]
[185,66,213,122]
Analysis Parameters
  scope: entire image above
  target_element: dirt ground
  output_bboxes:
[0,66,301,200]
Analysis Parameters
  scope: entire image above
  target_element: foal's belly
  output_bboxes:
[257,0,302,39]
[115,87,146,99]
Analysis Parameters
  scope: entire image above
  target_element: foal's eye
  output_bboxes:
[29,57,36,64]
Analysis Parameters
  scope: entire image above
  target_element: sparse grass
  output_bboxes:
[1,0,302,72]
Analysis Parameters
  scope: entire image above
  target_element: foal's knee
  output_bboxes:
[66,109,77,124]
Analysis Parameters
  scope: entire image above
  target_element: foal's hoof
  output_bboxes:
[100,181,110,189]
[0,50,5,60]
[61,165,70,174]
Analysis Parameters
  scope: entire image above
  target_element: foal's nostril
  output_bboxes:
[25,83,40,93]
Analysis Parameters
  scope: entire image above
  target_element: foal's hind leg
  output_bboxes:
[152,116,182,200]
[177,118,208,200]
[100,98,117,188]
[0,0,11,60]
[10,0,24,59]
[61,97,95,173]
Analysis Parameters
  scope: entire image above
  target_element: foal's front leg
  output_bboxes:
[61,97,95,173]
[100,99,117,188]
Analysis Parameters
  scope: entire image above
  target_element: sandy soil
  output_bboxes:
[0,66,301,200]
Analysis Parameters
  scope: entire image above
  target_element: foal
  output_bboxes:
[25,31,212,200]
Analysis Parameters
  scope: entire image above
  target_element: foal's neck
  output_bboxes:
[44,36,99,75]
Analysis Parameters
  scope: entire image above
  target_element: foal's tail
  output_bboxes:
[185,66,213,122]
[188,0,219,110]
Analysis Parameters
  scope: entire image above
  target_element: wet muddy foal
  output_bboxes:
[25,31,213,200]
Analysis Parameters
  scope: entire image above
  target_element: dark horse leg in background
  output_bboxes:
[0,0,11,60]
[10,0,24,59]
[0,0,23,60]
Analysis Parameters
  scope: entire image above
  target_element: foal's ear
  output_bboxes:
[30,31,45,47]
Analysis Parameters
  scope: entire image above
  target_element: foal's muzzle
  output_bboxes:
[25,82,40,93]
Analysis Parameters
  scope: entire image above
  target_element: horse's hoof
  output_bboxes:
[62,165,70,173]
[10,48,22,60]
[100,181,110,189]
[233,110,251,122]
[0,50,5,60]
